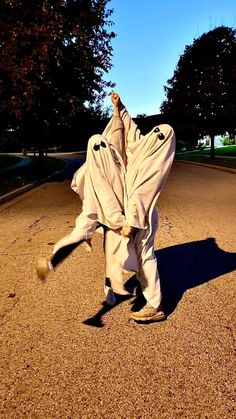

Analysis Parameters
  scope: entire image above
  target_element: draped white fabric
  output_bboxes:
[57,108,176,308]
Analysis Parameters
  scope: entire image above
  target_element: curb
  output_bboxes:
[0,183,37,205]
[175,159,236,174]
[0,161,70,206]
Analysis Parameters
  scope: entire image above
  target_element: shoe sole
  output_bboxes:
[36,258,50,281]
[130,313,166,323]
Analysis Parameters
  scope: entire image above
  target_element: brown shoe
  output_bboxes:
[36,257,53,281]
[130,304,166,322]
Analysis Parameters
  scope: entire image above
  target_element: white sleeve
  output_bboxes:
[70,163,86,200]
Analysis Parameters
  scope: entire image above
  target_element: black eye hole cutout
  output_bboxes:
[93,141,107,151]
[158,133,165,140]
[154,127,165,140]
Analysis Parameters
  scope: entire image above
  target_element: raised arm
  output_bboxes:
[102,93,143,155]
[109,92,126,165]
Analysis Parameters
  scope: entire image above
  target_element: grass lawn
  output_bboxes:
[0,155,22,170]
[199,145,236,156]
[175,145,236,169]
[175,153,236,169]
[0,156,66,197]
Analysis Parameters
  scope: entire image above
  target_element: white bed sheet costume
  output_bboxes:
[37,96,176,321]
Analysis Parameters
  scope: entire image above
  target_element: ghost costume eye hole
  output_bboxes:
[93,144,100,151]
[158,133,165,140]
[154,127,160,133]
[100,141,106,148]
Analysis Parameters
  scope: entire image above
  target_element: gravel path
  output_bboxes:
[0,162,235,418]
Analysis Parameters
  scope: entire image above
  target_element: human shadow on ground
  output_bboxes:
[156,237,236,316]
[83,238,236,327]
[83,294,133,328]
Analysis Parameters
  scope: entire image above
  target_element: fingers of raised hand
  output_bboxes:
[111,92,120,105]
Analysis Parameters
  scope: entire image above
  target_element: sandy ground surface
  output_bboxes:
[0,162,235,418]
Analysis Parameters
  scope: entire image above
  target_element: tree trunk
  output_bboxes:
[38,150,44,157]
[210,134,215,159]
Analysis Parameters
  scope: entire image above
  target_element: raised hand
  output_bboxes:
[111,91,121,108]
[120,223,134,238]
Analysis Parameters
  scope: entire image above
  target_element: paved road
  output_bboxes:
[0,162,235,418]
[50,153,86,182]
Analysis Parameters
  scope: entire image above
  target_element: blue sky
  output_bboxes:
[103,0,236,117]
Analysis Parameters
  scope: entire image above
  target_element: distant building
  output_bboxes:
[198,133,236,148]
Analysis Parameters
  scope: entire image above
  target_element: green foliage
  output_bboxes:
[0,0,115,150]
[223,137,234,146]
[161,26,236,152]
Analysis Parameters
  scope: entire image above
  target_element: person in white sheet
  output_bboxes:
[36,92,176,322]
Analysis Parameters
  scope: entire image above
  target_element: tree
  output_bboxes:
[161,26,236,157]
[0,0,115,153]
